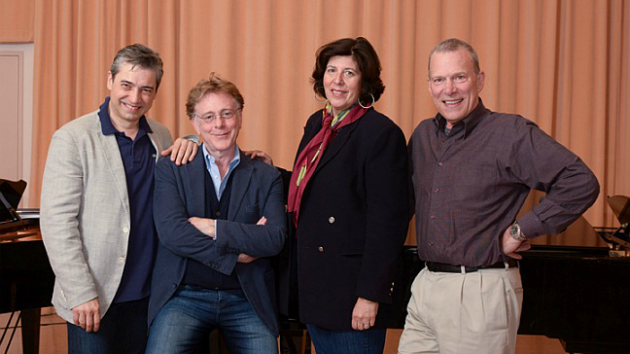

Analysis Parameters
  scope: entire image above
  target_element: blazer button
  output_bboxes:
[318,246,324,252]
[328,217,335,224]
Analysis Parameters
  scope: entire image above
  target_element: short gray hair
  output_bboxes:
[428,38,481,76]
[110,44,164,90]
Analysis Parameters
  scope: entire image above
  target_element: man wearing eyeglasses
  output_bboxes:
[145,73,286,353]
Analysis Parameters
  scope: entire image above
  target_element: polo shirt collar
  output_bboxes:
[98,96,153,136]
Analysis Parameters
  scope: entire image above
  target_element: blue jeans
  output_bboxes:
[306,324,386,354]
[67,297,148,354]
[146,286,277,354]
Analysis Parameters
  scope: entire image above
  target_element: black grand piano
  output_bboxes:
[0,179,55,354]
[516,197,630,354]
[394,196,630,354]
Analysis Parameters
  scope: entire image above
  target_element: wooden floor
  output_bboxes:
[1,308,566,354]
[1,308,67,354]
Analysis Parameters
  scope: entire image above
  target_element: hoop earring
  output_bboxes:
[358,93,375,109]
[314,92,327,104]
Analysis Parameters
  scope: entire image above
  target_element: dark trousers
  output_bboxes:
[67,297,149,354]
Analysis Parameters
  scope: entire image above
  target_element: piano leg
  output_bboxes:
[20,308,41,354]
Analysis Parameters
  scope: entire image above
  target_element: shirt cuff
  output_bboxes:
[517,212,546,239]
[213,219,218,240]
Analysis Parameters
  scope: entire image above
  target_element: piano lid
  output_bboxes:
[530,215,607,248]
[599,195,630,253]
[529,196,630,250]
[607,195,630,225]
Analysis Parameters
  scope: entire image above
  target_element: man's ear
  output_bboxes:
[476,71,485,93]
[107,71,114,90]
[190,118,201,135]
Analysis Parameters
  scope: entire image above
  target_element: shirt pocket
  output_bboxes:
[455,164,498,202]
[244,204,260,223]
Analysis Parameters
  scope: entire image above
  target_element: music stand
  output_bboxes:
[0,179,28,232]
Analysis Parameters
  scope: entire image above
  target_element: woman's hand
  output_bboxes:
[243,150,274,166]
[351,297,379,331]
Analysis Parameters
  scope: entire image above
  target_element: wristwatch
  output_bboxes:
[509,223,527,242]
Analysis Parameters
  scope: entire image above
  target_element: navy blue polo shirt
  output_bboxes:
[98,97,157,303]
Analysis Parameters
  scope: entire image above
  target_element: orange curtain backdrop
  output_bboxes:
[21,0,630,240]
[0,0,34,42]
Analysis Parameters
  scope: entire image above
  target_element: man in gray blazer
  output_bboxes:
[145,73,286,354]
[40,44,197,354]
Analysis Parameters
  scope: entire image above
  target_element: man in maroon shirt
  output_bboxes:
[398,38,599,354]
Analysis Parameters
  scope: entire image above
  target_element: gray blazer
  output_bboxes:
[40,110,173,324]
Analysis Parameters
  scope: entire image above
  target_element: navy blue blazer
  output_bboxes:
[149,151,286,336]
[287,108,409,330]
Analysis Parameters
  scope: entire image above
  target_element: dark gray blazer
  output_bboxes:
[148,150,286,336]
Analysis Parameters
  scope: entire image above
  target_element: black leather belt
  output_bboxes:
[426,259,518,273]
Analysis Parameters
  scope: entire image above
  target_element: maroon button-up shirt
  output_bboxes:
[409,100,599,267]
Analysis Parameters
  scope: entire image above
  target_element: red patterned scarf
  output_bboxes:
[287,104,369,225]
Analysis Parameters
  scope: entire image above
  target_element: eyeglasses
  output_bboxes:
[194,108,241,122]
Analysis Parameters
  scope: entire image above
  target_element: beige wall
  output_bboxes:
[0,44,34,207]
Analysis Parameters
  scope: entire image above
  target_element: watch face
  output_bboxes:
[510,224,525,241]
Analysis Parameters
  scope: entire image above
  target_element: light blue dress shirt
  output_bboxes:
[202,144,241,240]
[202,144,241,200]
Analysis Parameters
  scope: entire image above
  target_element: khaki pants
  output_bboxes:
[398,266,523,354]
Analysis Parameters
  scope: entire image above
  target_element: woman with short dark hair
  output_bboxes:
[261,37,409,353]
